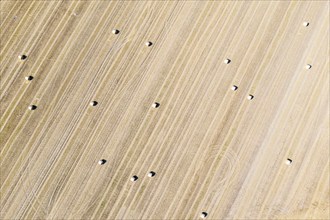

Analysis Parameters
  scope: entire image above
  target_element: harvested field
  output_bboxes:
[0,1,329,219]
